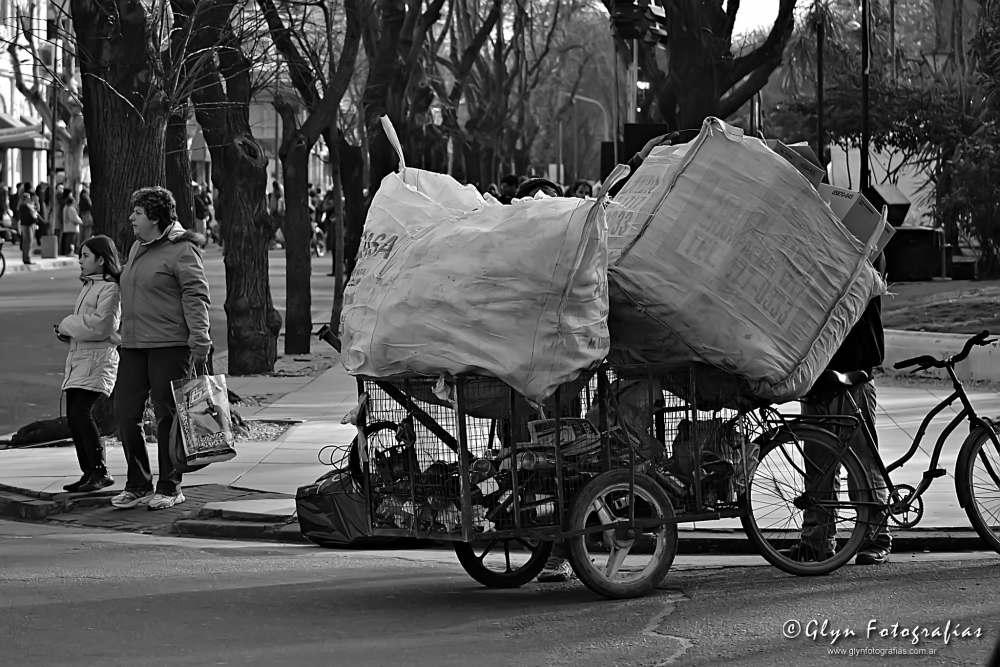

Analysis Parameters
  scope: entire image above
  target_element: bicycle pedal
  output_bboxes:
[923,468,947,480]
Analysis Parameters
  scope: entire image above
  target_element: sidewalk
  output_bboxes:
[1,348,997,551]
[1,243,78,273]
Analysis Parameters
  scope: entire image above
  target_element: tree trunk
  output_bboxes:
[340,137,366,276]
[167,109,195,230]
[192,46,281,375]
[675,65,721,130]
[220,155,281,373]
[282,137,313,354]
[71,0,169,252]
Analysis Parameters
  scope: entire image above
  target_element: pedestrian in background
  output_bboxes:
[268,181,286,246]
[192,182,208,245]
[18,183,38,265]
[112,186,211,511]
[56,235,122,493]
[61,192,82,256]
[567,180,593,198]
[498,175,519,204]
[34,183,49,242]
[78,185,94,244]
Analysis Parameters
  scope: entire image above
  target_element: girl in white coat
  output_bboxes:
[56,235,122,493]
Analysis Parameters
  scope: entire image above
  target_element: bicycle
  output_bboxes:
[741,330,1000,576]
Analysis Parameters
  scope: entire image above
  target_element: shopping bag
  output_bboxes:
[169,373,237,472]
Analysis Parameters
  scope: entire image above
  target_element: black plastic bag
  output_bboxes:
[296,469,407,548]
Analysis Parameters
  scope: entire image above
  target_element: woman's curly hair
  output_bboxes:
[131,186,177,231]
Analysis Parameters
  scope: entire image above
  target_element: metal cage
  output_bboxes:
[353,364,761,543]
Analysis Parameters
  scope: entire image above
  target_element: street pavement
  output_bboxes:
[1,519,997,667]
[0,243,337,434]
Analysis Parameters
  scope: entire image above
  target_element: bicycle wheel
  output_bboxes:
[0,250,5,277]
[741,424,874,576]
[956,425,1000,554]
[565,470,677,599]
[454,538,552,588]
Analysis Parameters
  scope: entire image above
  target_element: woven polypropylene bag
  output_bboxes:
[339,118,617,403]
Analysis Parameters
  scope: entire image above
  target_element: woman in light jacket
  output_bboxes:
[56,235,122,493]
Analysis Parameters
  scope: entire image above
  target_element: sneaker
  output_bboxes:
[536,556,574,583]
[855,544,890,565]
[111,489,153,509]
[63,473,91,493]
[779,543,835,563]
[77,470,115,493]
[147,492,185,511]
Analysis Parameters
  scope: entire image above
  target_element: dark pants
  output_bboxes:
[19,223,32,263]
[61,231,78,256]
[115,346,191,495]
[65,388,105,475]
[801,381,891,552]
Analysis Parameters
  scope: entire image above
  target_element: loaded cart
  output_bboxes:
[337,363,770,600]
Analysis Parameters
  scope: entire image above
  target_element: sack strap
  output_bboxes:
[379,116,406,173]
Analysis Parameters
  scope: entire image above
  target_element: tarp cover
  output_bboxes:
[606,117,887,405]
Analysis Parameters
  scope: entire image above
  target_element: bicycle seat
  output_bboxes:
[804,370,871,401]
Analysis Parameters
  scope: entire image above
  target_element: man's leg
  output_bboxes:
[799,399,839,556]
[537,540,573,582]
[115,349,155,495]
[847,381,892,562]
[147,346,192,497]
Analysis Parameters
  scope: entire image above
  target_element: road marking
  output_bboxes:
[643,590,693,665]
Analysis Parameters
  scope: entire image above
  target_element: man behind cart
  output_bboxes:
[783,251,891,566]
[535,138,891,584]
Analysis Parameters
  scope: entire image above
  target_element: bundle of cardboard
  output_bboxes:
[606,118,887,406]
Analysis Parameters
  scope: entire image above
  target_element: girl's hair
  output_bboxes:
[569,180,593,197]
[131,186,177,231]
[81,235,123,283]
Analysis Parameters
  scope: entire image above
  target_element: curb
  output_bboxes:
[3,257,78,273]
[1,482,989,553]
[672,529,988,555]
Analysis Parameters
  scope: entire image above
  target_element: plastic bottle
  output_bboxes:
[517,451,557,470]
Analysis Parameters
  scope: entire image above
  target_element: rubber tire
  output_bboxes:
[566,470,678,599]
[740,426,873,576]
[956,426,1000,554]
[0,250,5,277]
[454,538,553,588]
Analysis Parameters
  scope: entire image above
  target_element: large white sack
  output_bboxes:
[340,127,614,403]
[607,117,887,405]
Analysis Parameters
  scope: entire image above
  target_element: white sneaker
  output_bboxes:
[111,489,153,509]
[147,492,185,511]
[536,556,574,583]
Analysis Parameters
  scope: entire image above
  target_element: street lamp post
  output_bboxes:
[861,0,870,193]
[922,47,953,257]
[816,10,825,166]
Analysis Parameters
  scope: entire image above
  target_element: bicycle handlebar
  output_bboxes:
[893,330,996,371]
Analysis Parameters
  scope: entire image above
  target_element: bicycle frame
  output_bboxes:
[804,363,1000,511]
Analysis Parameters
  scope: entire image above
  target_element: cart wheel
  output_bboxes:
[566,470,677,600]
[454,538,553,588]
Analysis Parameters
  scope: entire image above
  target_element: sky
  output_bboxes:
[732,0,782,36]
